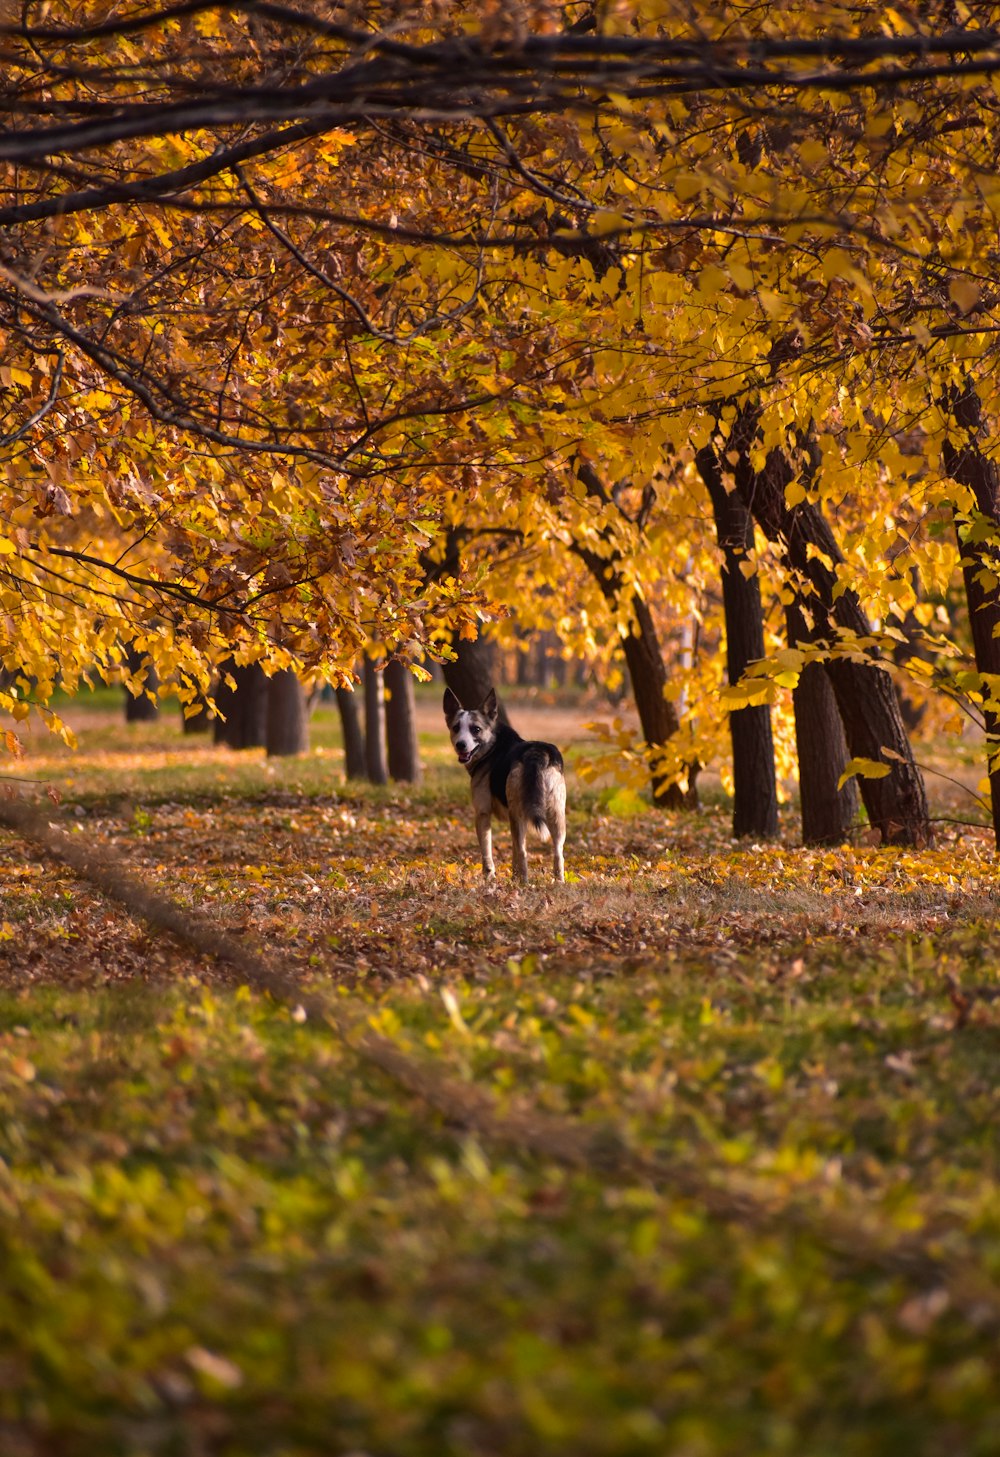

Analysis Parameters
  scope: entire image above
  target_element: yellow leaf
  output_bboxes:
[837,757,892,791]
[949,277,981,313]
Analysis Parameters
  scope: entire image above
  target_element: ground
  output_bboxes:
[0,690,996,1456]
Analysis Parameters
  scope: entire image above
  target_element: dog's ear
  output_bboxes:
[443,687,461,724]
[480,687,499,722]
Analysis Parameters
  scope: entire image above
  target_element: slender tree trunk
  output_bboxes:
[696,445,778,838]
[385,659,422,784]
[364,659,388,785]
[266,670,309,757]
[123,645,159,723]
[940,381,1000,847]
[786,603,859,844]
[726,410,929,846]
[572,461,694,808]
[336,686,366,779]
[617,596,692,807]
[214,662,268,749]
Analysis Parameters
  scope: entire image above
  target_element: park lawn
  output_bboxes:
[0,698,998,1455]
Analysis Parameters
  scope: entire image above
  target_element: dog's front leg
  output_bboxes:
[476,809,496,880]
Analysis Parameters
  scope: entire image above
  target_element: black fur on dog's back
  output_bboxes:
[488,727,563,832]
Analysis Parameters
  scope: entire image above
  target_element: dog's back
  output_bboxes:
[489,725,563,837]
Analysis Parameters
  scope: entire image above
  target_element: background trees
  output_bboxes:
[2,2,1000,840]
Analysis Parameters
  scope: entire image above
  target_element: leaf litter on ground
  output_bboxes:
[0,696,997,1456]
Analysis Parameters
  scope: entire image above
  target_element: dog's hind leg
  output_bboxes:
[548,781,567,882]
[511,817,530,884]
[550,817,566,882]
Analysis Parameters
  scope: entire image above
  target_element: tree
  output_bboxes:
[785,604,859,846]
[1,0,1000,836]
[122,645,160,724]
[335,686,366,780]
[384,659,422,784]
[266,670,310,758]
[364,660,388,787]
[721,417,930,846]
[940,381,1000,846]
[696,445,778,838]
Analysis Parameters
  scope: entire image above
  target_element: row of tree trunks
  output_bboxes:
[335,659,423,785]
[209,664,309,756]
[717,407,930,847]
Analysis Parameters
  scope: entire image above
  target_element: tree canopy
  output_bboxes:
[2,0,1000,828]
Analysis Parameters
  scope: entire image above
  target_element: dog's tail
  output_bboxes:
[522,744,563,838]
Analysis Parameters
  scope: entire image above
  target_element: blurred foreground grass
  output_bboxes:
[0,691,997,1455]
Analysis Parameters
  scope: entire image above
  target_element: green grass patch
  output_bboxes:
[0,693,997,1454]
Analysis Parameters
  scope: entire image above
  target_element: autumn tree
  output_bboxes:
[2,2,1000,842]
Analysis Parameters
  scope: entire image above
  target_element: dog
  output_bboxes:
[444,687,566,883]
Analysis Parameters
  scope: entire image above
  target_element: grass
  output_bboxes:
[0,693,997,1455]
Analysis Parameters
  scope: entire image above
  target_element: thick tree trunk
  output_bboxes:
[266,670,309,757]
[123,646,159,723]
[786,603,859,845]
[181,693,212,734]
[214,661,268,749]
[336,686,366,779]
[441,634,509,723]
[697,445,778,838]
[422,528,509,722]
[727,410,930,846]
[941,381,1000,847]
[385,659,422,784]
[364,659,388,785]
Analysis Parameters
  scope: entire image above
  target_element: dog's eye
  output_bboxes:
[470,726,480,737]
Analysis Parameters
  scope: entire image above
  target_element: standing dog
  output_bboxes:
[444,687,566,883]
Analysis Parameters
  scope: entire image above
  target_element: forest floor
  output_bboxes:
[0,689,997,1455]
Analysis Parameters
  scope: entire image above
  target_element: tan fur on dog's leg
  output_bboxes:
[511,816,530,883]
[476,809,496,879]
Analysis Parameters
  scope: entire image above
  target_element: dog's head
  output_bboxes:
[443,687,499,766]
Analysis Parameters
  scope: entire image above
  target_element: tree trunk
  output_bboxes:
[364,659,388,785]
[571,461,694,808]
[940,381,1000,847]
[441,633,509,723]
[786,603,859,844]
[385,659,422,784]
[266,670,309,757]
[617,596,691,807]
[727,410,930,846]
[422,528,509,722]
[214,661,268,749]
[336,686,366,779]
[697,444,778,838]
[181,693,212,734]
[123,645,159,723]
